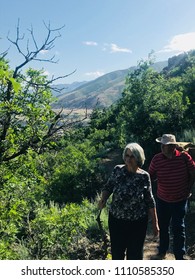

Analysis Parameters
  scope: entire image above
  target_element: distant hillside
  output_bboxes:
[52,61,167,109]
[51,81,87,97]
[163,50,195,75]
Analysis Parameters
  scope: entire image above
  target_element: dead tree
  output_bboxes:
[0,20,87,162]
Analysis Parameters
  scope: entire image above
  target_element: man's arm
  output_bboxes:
[188,170,195,193]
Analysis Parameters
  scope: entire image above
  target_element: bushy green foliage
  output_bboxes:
[87,51,195,162]
[24,200,91,259]
[182,129,195,144]
[45,140,104,204]
[0,198,108,260]
[115,60,188,147]
[0,59,58,162]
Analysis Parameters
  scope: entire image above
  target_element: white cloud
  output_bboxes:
[103,43,132,53]
[83,41,98,46]
[160,32,195,54]
[110,43,132,53]
[83,41,132,53]
[43,70,50,76]
[40,49,49,55]
[85,71,105,79]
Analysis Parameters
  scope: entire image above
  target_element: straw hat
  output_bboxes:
[156,134,177,145]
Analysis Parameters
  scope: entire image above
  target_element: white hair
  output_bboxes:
[123,143,146,167]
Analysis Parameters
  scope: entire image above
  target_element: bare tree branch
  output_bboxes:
[18,69,77,94]
[7,20,65,78]
[0,49,9,59]
[0,21,85,163]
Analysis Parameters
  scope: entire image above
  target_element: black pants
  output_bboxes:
[108,212,148,260]
[157,198,187,259]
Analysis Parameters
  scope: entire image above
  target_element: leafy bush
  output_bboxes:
[0,198,109,260]
[46,142,105,204]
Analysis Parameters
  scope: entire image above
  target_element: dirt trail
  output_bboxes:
[143,212,195,260]
[143,235,175,260]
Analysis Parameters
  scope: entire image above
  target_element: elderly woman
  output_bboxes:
[99,143,159,260]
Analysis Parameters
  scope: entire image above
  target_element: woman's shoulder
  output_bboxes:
[113,164,126,174]
[137,168,149,176]
[114,164,125,169]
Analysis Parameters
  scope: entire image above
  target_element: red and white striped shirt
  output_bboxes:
[149,150,195,202]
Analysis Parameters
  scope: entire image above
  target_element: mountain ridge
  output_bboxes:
[52,61,168,109]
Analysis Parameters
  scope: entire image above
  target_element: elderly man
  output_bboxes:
[149,134,195,260]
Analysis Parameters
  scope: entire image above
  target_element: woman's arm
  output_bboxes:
[98,166,119,209]
[98,190,110,210]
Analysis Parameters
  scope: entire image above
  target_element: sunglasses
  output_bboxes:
[125,154,135,159]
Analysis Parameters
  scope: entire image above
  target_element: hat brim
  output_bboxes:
[155,137,178,144]
[156,137,162,143]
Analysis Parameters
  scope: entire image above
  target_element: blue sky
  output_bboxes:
[1,0,195,84]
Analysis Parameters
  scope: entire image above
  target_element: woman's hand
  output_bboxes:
[152,222,160,238]
[149,208,159,238]
[98,198,107,210]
